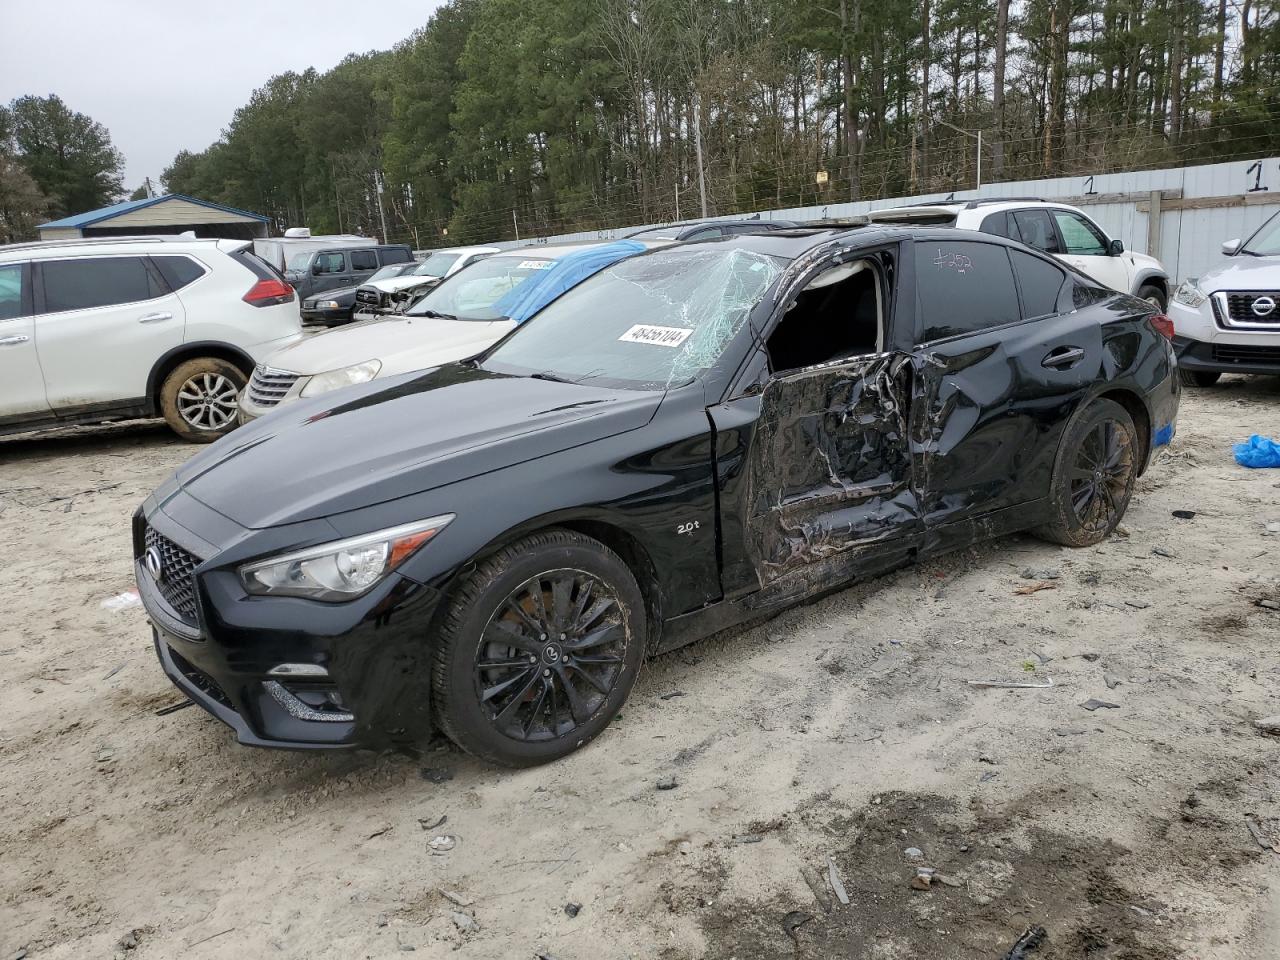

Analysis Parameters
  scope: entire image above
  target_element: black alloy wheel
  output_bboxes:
[475,569,627,742]
[1034,398,1138,547]
[432,529,646,766]
[1066,418,1135,538]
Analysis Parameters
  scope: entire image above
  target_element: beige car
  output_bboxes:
[238,240,662,423]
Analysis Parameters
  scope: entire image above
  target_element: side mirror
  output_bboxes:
[1109,238,1125,255]
[311,262,324,276]
[1222,238,1242,256]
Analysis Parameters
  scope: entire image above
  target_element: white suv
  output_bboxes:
[1168,211,1280,386]
[869,199,1170,307]
[0,236,302,442]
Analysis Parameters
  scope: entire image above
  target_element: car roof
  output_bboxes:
[421,245,503,256]
[626,218,796,238]
[632,222,1034,260]
[868,198,1084,222]
[0,235,243,263]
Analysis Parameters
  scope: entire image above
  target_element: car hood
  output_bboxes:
[307,286,357,304]
[257,316,515,377]
[1198,254,1280,291]
[1126,251,1164,273]
[176,366,662,529]
[366,274,440,293]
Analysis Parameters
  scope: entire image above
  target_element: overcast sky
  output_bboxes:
[0,0,447,191]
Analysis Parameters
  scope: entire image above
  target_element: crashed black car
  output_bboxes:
[135,225,1179,766]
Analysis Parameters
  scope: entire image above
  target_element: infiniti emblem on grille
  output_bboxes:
[144,546,164,581]
[1252,295,1276,317]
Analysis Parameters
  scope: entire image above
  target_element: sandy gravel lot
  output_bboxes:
[2,378,1278,960]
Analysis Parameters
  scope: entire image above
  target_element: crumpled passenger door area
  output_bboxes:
[730,352,920,591]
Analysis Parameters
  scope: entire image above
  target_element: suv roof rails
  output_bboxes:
[962,196,1047,209]
[877,196,1049,211]
[0,234,211,253]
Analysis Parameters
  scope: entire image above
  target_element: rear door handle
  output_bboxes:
[138,312,174,324]
[0,334,29,346]
[1042,345,1086,369]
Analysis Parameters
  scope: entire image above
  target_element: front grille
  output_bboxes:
[168,646,233,709]
[144,526,202,623]
[302,299,316,310]
[354,287,384,307]
[1222,291,1280,325]
[246,364,300,408]
[1212,343,1280,364]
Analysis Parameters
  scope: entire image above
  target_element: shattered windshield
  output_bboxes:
[483,247,786,389]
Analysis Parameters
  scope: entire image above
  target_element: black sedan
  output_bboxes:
[135,225,1179,766]
[300,262,420,325]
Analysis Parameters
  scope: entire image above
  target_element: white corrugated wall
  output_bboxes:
[500,157,1280,283]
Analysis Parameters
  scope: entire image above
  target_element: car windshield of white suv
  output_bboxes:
[1241,213,1280,256]
[406,256,554,321]
[410,252,461,277]
[482,247,786,390]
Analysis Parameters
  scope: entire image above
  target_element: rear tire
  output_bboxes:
[1033,398,1138,547]
[1137,283,1167,311]
[431,530,646,767]
[1178,369,1221,388]
[159,357,247,443]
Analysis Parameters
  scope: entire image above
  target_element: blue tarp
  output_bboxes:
[493,240,648,324]
[1234,434,1280,468]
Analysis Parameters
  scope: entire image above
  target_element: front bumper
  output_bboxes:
[1172,335,1280,376]
[300,305,352,325]
[137,504,446,750]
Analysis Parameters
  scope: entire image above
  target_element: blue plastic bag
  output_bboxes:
[492,240,648,324]
[1234,434,1280,468]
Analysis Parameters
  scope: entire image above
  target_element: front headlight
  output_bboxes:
[299,359,382,397]
[1173,279,1208,308]
[315,300,342,310]
[239,515,454,601]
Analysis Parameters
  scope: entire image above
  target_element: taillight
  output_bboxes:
[243,278,295,307]
[1149,313,1175,340]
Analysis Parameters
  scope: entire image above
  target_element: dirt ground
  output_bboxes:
[2,377,1278,960]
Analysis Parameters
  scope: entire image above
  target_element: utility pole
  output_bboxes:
[512,208,520,241]
[931,118,983,191]
[373,171,390,243]
[693,92,708,218]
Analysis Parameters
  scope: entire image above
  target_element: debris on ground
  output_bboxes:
[1080,698,1120,711]
[102,663,126,681]
[903,847,924,860]
[967,677,1054,689]
[100,590,142,612]
[1152,546,1176,558]
[418,814,447,831]
[564,902,581,918]
[440,889,472,907]
[1104,674,1123,690]
[1233,434,1280,468]
[1253,715,1280,733]
[659,690,686,700]
[420,767,454,784]
[1014,582,1056,596]
[909,867,935,890]
[781,910,813,944]
[1172,509,1197,519]
[1001,925,1048,959]
[1257,599,1280,611]
[1244,819,1279,853]
[116,928,144,951]
[428,835,456,852]
[153,699,193,716]
[733,834,764,844]
[450,912,477,933]
[1020,567,1061,580]
[366,824,393,840]
[826,856,850,905]
[1125,599,1151,609]
[656,776,679,791]
[799,865,834,913]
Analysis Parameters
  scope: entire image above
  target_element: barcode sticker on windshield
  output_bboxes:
[618,324,693,347]
[518,259,552,269]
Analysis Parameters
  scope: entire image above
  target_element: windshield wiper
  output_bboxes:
[416,309,458,321]
[529,371,573,384]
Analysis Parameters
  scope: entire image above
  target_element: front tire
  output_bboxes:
[159,357,247,443]
[1137,283,1167,311]
[1178,369,1221,388]
[431,530,646,767]
[1033,399,1138,547]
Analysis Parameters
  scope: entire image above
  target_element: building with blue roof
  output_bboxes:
[37,194,271,242]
